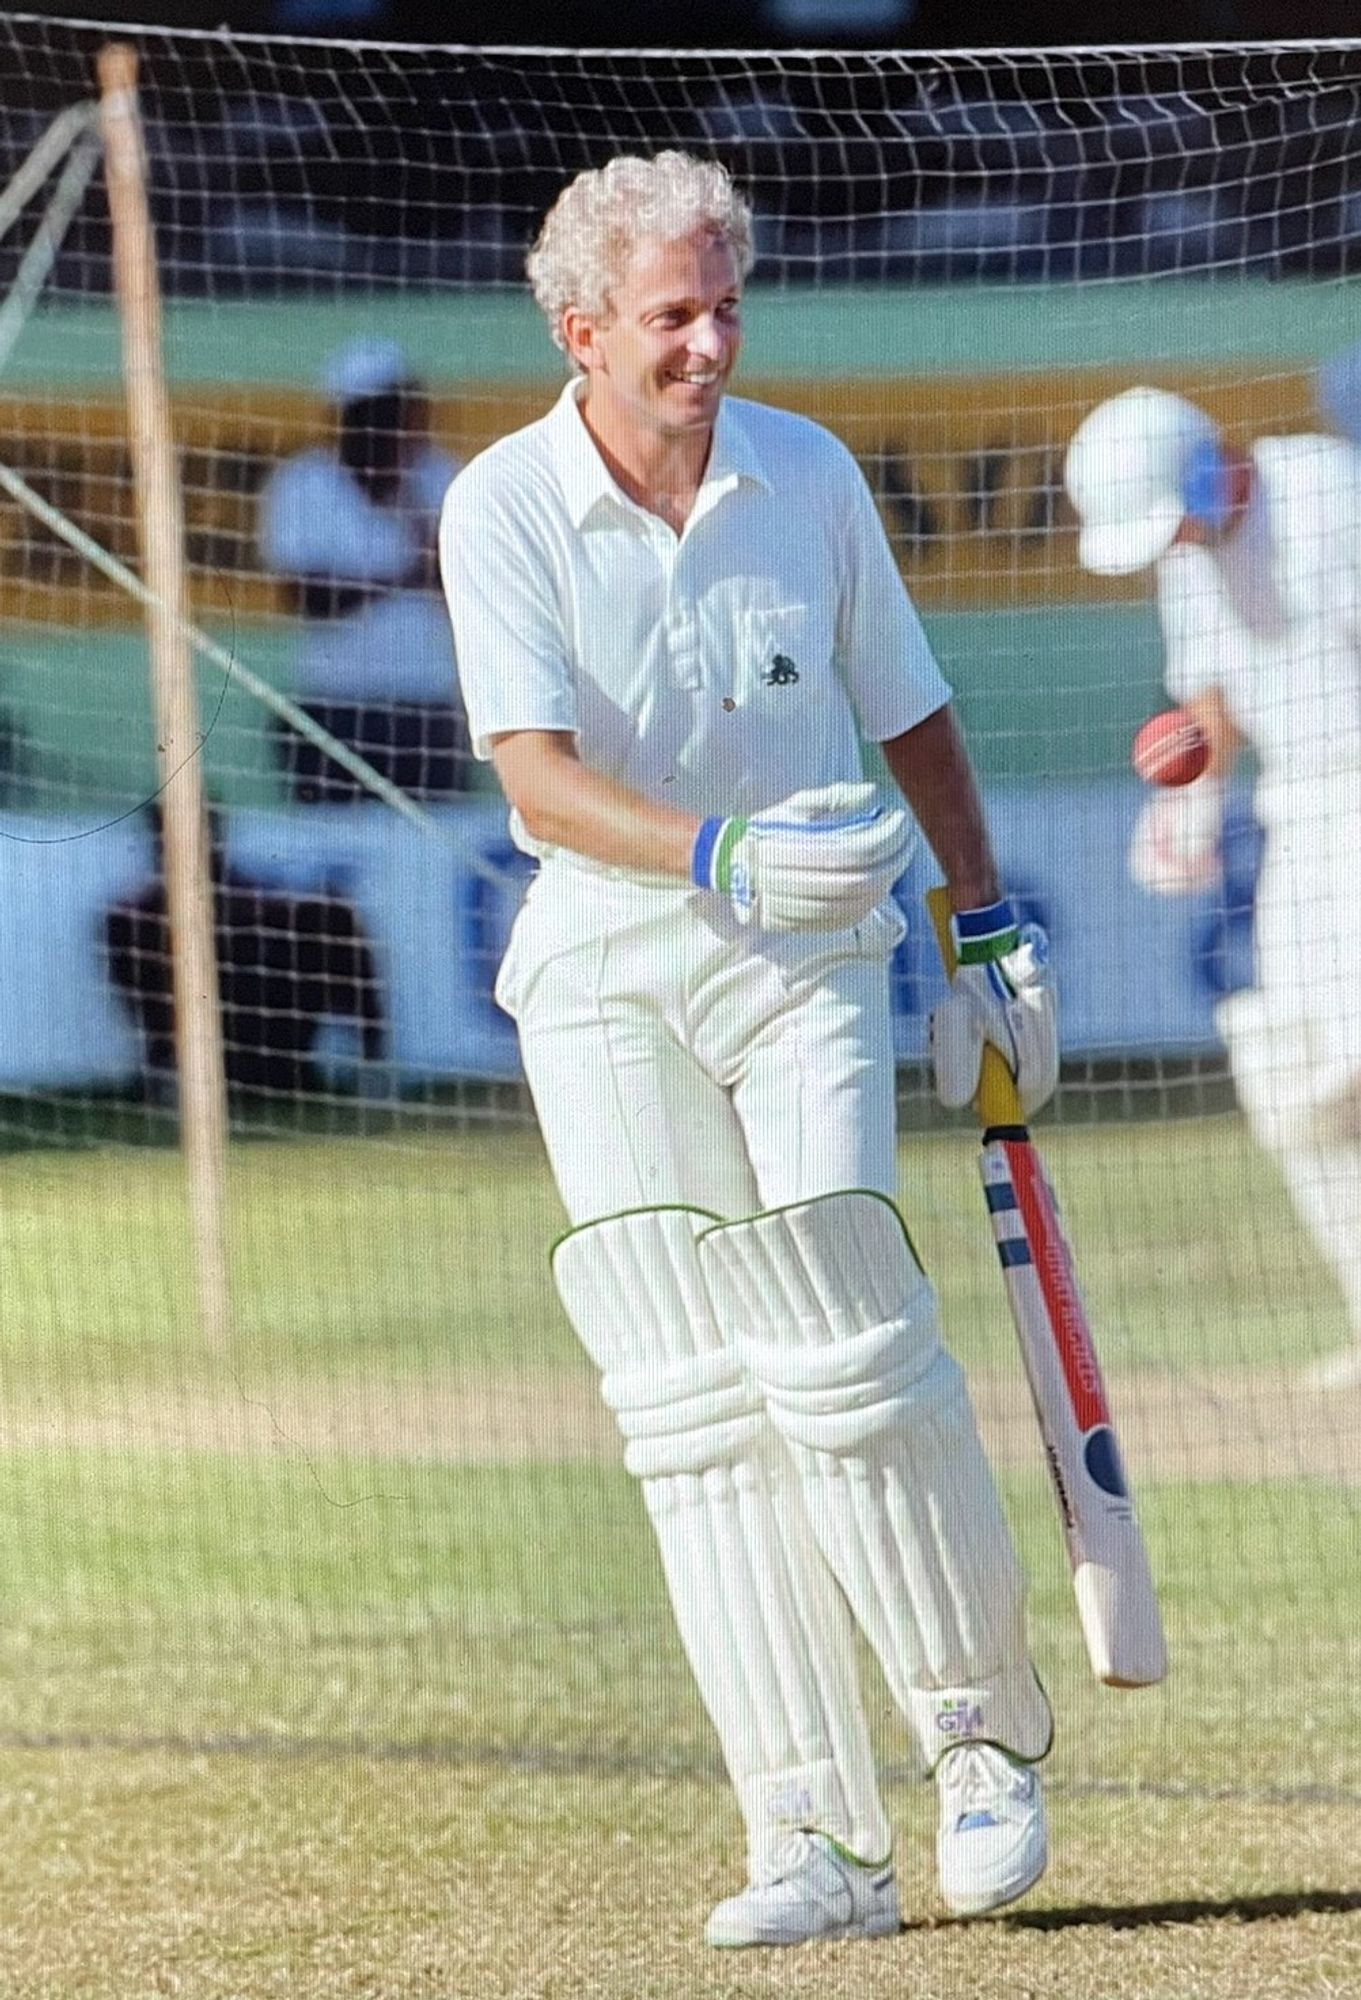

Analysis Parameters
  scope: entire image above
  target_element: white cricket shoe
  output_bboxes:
[704,1832,900,1948]
[935,1742,1047,1917]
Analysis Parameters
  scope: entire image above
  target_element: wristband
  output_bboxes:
[691,815,749,893]
[691,816,725,889]
[950,898,1020,965]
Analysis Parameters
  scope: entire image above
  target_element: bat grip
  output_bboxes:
[926,886,1025,1129]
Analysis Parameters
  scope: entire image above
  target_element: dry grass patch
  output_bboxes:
[0,1753,1357,1999]
[0,1364,1353,1488]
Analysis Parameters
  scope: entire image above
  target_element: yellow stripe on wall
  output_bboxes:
[0,365,1316,625]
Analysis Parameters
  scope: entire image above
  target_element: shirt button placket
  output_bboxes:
[666,542,702,693]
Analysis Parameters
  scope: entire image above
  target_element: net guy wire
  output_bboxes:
[0,97,518,888]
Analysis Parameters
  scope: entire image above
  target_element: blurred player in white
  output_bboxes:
[258,336,467,801]
[440,151,1058,1947]
[1066,384,1361,1390]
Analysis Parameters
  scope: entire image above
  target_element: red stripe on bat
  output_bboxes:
[1003,1138,1110,1434]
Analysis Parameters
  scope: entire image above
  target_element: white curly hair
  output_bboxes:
[526,151,755,364]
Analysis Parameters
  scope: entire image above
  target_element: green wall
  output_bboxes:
[0,604,1163,811]
[5,277,1349,388]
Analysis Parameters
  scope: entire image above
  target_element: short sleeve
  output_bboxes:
[833,449,951,740]
[438,458,577,759]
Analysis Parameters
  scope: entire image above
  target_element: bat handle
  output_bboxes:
[926,886,1025,1129]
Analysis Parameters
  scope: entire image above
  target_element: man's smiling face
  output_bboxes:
[566,226,743,442]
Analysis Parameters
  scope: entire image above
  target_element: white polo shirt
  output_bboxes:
[439,378,948,846]
[1158,433,1361,798]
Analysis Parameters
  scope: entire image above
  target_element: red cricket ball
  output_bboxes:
[1131,709,1211,788]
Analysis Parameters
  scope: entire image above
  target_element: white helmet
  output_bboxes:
[1064,385,1220,576]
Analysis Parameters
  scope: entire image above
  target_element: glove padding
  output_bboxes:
[693,782,912,931]
[931,922,1059,1119]
[1129,778,1225,897]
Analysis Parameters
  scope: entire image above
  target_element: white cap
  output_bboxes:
[320,335,411,404]
[1064,385,1220,576]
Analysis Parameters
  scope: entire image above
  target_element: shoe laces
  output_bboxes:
[764,1829,821,1885]
[943,1743,1011,1831]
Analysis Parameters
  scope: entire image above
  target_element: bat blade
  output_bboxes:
[982,1132,1168,1689]
[923,883,1167,1688]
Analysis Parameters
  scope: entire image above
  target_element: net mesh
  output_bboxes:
[1,14,1358,1848]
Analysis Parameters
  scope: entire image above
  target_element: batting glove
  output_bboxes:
[1128,778,1225,897]
[931,899,1059,1118]
[691,781,912,931]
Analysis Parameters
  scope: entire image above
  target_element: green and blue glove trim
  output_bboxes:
[691,815,749,894]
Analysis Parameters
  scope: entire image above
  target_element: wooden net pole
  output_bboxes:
[97,41,231,1352]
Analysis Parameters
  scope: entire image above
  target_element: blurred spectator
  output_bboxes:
[258,336,469,803]
[103,804,387,1103]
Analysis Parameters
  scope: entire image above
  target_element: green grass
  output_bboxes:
[0,1445,1352,1799]
[0,1112,1343,1393]
[0,1110,1358,1994]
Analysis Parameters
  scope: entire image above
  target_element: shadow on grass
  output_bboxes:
[908,1887,1361,1932]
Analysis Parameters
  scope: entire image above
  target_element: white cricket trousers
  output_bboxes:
[1219,769,1361,1337]
[496,859,905,1223]
[505,859,1048,1872]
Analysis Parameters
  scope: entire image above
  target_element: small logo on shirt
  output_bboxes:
[764,653,800,687]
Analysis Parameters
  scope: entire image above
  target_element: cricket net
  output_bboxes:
[0,11,1358,1855]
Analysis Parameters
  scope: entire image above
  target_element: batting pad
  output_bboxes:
[552,1206,892,1874]
[699,1190,1052,1769]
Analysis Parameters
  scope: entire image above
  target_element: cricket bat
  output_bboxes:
[928,887,1168,1689]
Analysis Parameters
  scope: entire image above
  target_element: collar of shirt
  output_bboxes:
[545,375,774,531]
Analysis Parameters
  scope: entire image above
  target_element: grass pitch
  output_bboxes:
[0,1109,1357,1996]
